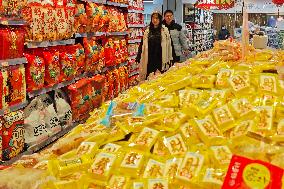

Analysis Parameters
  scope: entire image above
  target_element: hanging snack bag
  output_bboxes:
[24,98,49,147]
[2,110,25,161]
[43,51,61,87]
[54,89,72,128]
[24,53,45,92]
[0,69,9,109]
[7,65,26,107]
[39,94,61,135]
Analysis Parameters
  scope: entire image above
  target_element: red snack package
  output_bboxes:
[42,7,57,41]
[0,69,9,110]
[222,155,284,189]
[85,3,100,32]
[74,44,86,75]
[104,38,116,67]
[112,69,120,97]
[43,51,61,87]
[83,38,99,73]
[65,6,75,39]
[89,75,105,108]
[74,3,87,33]
[55,7,68,40]
[0,27,25,60]
[67,78,91,121]
[59,51,76,81]
[24,53,45,92]
[7,65,26,106]
[31,6,44,42]
[2,110,25,161]
[105,71,114,100]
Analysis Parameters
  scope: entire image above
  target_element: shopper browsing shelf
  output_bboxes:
[163,10,189,63]
[136,11,173,80]
[218,25,230,40]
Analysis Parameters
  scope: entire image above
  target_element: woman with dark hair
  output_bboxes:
[136,11,173,80]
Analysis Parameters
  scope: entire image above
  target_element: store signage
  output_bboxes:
[196,0,235,10]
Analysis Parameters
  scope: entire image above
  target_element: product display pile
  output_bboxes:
[0,40,284,189]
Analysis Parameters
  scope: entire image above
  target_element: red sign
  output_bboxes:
[196,0,235,10]
[222,155,283,189]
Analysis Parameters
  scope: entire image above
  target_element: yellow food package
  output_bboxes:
[189,96,218,117]
[129,127,160,151]
[106,175,129,189]
[178,88,203,107]
[271,119,284,142]
[229,120,255,139]
[104,126,126,144]
[76,142,99,161]
[215,69,234,88]
[118,149,146,178]
[89,152,118,181]
[163,134,187,156]
[163,158,183,181]
[131,180,146,189]
[156,92,179,108]
[212,104,235,132]
[33,160,49,170]
[259,73,278,95]
[209,89,230,106]
[254,106,274,134]
[191,74,216,89]
[53,172,86,189]
[102,143,122,153]
[161,112,188,132]
[204,61,230,75]
[147,178,169,189]
[143,158,165,178]
[210,145,232,166]
[179,121,200,145]
[278,80,284,95]
[200,168,226,189]
[163,76,192,94]
[48,157,91,178]
[229,98,255,120]
[153,139,170,157]
[194,116,224,145]
[228,74,250,95]
[176,152,204,185]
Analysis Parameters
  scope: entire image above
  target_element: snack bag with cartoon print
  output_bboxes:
[54,89,72,128]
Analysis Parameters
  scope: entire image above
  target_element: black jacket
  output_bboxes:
[218,29,230,40]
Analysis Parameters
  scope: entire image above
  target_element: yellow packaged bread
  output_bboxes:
[212,104,235,132]
[143,158,165,178]
[200,168,226,189]
[228,74,250,95]
[152,139,171,157]
[254,106,274,134]
[89,152,118,181]
[163,158,183,181]
[179,121,200,144]
[215,69,234,88]
[163,134,187,156]
[147,178,169,189]
[228,98,255,119]
[210,145,232,166]
[102,143,122,153]
[259,73,278,94]
[106,175,129,189]
[191,74,216,89]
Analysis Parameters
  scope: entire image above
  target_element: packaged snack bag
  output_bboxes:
[39,94,61,135]
[75,44,86,75]
[129,127,159,151]
[176,152,204,184]
[7,65,26,106]
[54,89,72,128]
[2,110,25,160]
[107,175,129,189]
[153,139,170,157]
[60,51,76,81]
[216,69,234,88]
[24,53,45,92]
[89,75,105,108]
[229,98,255,120]
[194,116,223,145]
[24,98,49,146]
[222,155,284,189]
[118,149,145,178]
[0,69,9,109]
[143,158,165,178]
[102,143,122,153]
[89,152,118,181]
[254,106,274,134]
[55,7,68,40]
[210,146,232,166]
[31,6,44,41]
[201,168,226,189]
[179,88,203,108]
[163,134,187,156]
[179,121,200,144]
[65,6,75,39]
[259,74,278,95]
[132,180,146,189]
[229,74,250,95]
[42,6,56,40]
[191,74,216,89]
[0,27,25,60]
[163,158,183,180]
[230,120,255,139]
[43,51,61,86]
[212,104,235,132]
[147,179,169,189]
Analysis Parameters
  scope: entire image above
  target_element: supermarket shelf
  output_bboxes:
[75,32,106,38]
[0,122,80,166]
[28,74,85,98]
[102,61,128,73]
[107,31,128,36]
[106,1,128,8]
[128,9,144,13]
[80,0,106,3]
[129,71,139,77]
[128,24,145,28]
[0,18,28,26]
[0,57,27,68]
[26,39,75,49]
[128,39,141,44]
[0,101,29,116]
